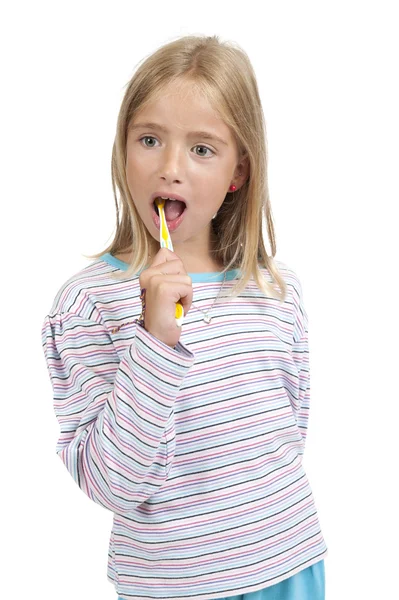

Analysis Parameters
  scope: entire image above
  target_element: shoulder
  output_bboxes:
[259,258,308,342]
[259,258,305,300]
[275,259,305,300]
[275,259,308,340]
[44,257,140,321]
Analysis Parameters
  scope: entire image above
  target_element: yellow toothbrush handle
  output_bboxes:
[158,201,184,327]
[175,300,184,327]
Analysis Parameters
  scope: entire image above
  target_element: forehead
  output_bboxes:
[132,80,231,137]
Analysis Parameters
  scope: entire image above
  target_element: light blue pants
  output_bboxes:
[117,559,325,600]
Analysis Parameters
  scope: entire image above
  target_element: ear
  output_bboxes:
[235,154,250,190]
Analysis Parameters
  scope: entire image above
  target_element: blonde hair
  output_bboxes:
[85,34,287,302]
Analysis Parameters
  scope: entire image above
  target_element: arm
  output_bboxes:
[41,312,194,514]
[291,329,310,451]
[290,274,310,453]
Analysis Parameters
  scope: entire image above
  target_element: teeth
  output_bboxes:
[154,196,186,206]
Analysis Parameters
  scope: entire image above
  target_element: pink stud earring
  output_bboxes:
[229,184,237,192]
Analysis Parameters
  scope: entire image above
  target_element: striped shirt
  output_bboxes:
[41,252,328,600]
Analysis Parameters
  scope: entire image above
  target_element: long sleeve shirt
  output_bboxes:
[41,252,328,600]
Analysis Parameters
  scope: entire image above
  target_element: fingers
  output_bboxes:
[150,275,193,309]
[137,248,193,348]
[150,248,181,268]
[140,248,188,288]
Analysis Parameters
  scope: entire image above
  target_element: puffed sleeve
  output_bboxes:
[41,312,195,514]
[290,275,310,453]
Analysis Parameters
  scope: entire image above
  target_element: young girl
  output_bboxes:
[41,35,327,600]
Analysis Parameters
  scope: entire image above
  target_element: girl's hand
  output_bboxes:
[138,248,193,348]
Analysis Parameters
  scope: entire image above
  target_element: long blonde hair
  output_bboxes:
[85,34,287,302]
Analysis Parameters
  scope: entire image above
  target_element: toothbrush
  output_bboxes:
[156,198,184,327]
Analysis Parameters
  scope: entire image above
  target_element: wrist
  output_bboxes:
[135,288,147,329]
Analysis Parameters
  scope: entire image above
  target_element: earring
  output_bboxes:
[212,213,217,220]
[214,182,239,219]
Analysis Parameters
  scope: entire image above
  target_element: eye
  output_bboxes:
[194,145,214,158]
[138,136,214,158]
[139,136,159,148]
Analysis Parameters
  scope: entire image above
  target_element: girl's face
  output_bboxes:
[125,80,244,263]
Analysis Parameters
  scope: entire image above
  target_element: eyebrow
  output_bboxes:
[129,121,228,146]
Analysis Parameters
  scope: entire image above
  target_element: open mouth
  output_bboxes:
[153,197,186,221]
[152,197,187,233]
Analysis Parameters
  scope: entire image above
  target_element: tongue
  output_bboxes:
[164,199,185,221]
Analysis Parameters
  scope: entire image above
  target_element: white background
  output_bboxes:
[1,1,398,599]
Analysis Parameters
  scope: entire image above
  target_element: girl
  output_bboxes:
[41,35,327,600]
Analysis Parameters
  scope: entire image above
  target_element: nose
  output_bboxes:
[159,145,184,184]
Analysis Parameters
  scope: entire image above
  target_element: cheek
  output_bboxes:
[126,152,138,176]
[126,145,148,173]
[125,154,147,193]
[125,152,134,181]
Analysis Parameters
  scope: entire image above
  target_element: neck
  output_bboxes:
[116,235,224,273]
[174,256,224,273]
[145,237,223,273]
[168,233,223,273]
